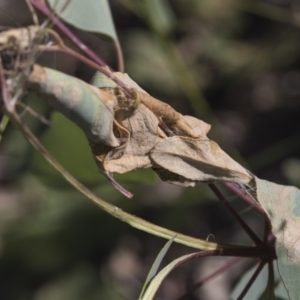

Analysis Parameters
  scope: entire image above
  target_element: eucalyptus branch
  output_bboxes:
[223,182,264,214]
[37,43,134,97]
[4,106,244,252]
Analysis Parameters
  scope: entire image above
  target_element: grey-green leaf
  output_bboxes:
[47,0,117,40]
[28,65,119,147]
[255,177,300,300]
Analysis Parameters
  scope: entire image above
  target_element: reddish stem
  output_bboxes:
[237,261,266,300]
[163,247,275,300]
[209,183,263,246]
[175,257,243,300]
[177,247,274,265]
[263,217,271,243]
[223,182,264,214]
[266,261,275,296]
[29,0,106,66]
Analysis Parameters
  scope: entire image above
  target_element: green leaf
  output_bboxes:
[139,236,175,298]
[255,177,300,300]
[47,0,117,40]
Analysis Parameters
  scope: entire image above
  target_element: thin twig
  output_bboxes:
[29,0,106,66]
[29,0,131,97]
[25,0,39,26]
[266,261,275,297]
[263,217,271,243]
[236,261,266,300]
[114,38,124,72]
[175,257,243,300]
[4,108,241,251]
[223,182,264,214]
[209,183,263,245]
[0,61,12,111]
[59,0,72,14]
[17,102,50,125]
[37,44,135,98]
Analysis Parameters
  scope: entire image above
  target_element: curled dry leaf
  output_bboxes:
[103,104,165,173]
[27,65,134,198]
[28,65,120,147]
[0,26,253,196]
[92,72,253,189]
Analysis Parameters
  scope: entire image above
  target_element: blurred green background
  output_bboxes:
[0,0,300,299]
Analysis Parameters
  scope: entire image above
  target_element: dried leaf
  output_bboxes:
[138,91,199,138]
[182,115,211,137]
[151,136,252,186]
[92,71,252,189]
[103,104,165,173]
[91,71,154,172]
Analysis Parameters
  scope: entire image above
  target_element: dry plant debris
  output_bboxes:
[0,26,253,195]
[91,72,253,188]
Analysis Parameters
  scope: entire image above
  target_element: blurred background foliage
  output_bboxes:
[0,0,300,299]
